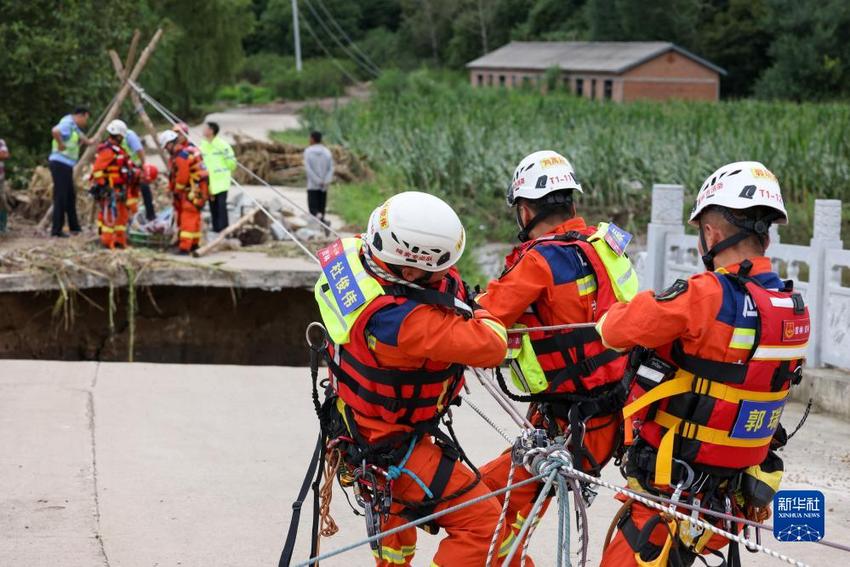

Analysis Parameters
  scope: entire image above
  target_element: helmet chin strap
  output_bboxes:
[699,209,776,271]
[516,207,553,243]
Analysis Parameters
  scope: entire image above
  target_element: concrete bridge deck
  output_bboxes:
[1,360,848,566]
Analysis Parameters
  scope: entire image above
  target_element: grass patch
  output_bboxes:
[269,128,311,147]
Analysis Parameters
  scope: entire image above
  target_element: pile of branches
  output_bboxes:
[231,136,372,186]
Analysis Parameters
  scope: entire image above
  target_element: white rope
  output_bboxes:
[127,81,322,264]
[485,460,515,567]
[294,472,549,566]
[128,79,339,238]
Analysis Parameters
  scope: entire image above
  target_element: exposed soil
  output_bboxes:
[0,286,319,365]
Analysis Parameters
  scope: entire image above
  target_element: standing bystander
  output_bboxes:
[303,130,333,228]
[0,137,9,234]
[199,121,236,232]
[48,107,91,237]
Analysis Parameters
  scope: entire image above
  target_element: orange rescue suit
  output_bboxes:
[598,257,809,567]
[477,217,629,566]
[91,141,134,249]
[327,253,511,567]
[169,142,209,252]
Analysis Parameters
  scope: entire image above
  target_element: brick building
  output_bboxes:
[466,41,726,102]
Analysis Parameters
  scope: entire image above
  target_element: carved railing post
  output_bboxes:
[644,184,685,291]
[807,199,843,366]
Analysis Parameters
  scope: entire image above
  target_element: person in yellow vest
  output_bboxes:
[49,107,91,237]
[199,121,236,233]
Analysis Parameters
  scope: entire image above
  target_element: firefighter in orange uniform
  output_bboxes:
[473,151,639,563]
[158,129,209,254]
[309,192,511,566]
[90,120,134,249]
[597,162,809,567]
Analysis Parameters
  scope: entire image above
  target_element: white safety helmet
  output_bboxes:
[506,150,583,206]
[157,129,179,148]
[365,191,465,272]
[689,161,788,226]
[691,161,787,270]
[106,119,128,138]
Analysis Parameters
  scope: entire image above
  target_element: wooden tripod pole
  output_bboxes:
[109,50,169,165]
[74,28,163,185]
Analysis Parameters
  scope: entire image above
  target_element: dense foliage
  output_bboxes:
[303,72,850,241]
[2,0,849,181]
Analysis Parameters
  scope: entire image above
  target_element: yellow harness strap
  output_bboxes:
[623,370,788,485]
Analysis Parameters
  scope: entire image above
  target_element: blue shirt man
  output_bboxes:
[48,107,90,237]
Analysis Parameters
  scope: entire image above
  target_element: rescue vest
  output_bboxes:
[314,237,471,425]
[622,271,810,486]
[505,223,639,397]
[171,143,209,206]
[90,142,131,189]
[51,117,81,162]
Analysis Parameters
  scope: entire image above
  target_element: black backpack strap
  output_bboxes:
[278,433,324,567]
[383,284,473,318]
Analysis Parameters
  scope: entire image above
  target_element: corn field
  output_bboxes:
[303,72,850,240]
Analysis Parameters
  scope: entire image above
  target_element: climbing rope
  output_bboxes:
[293,472,550,566]
[460,395,513,444]
[507,322,598,334]
[318,448,341,538]
[127,81,331,263]
[485,460,515,567]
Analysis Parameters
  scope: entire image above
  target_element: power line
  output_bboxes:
[301,0,380,78]
[299,14,363,85]
[310,0,382,75]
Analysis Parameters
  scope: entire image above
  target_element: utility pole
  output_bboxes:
[292,0,302,72]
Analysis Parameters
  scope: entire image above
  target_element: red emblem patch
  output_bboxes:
[781,318,810,343]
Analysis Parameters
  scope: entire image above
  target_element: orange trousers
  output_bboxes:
[480,411,621,566]
[600,494,735,566]
[175,195,201,252]
[126,184,141,216]
[98,199,128,249]
[371,435,510,567]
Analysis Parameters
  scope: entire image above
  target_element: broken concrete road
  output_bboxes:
[1,360,848,566]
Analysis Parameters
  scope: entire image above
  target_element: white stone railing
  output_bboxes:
[638,185,846,368]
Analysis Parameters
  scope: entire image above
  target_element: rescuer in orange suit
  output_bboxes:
[472,151,639,564]
[311,192,511,566]
[158,129,209,254]
[597,162,810,567]
[90,119,135,249]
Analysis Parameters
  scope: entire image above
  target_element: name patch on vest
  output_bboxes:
[318,240,366,315]
[604,223,632,256]
[730,398,786,439]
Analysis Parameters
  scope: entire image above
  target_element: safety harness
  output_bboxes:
[613,262,809,567]
[280,238,482,565]
[495,223,638,474]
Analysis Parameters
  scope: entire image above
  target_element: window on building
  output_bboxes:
[563,77,571,90]
[487,74,494,86]
[511,75,517,87]
[477,74,483,86]
[522,76,531,89]
[575,78,584,97]
[604,79,613,100]
[499,75,506,87]
[591,79,597,100]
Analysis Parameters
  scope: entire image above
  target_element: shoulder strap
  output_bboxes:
[382,285,473,318]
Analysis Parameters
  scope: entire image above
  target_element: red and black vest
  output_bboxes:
[506,227,629,397]
[326,267,471,426]
[623,267,810,485]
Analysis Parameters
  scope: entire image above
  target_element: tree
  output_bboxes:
[143,0,254,115]
[0,0,140,172]
[695,0,774,98]
[755,0,850,100]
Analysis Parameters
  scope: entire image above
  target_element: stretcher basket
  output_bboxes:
[128,207,175,249]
